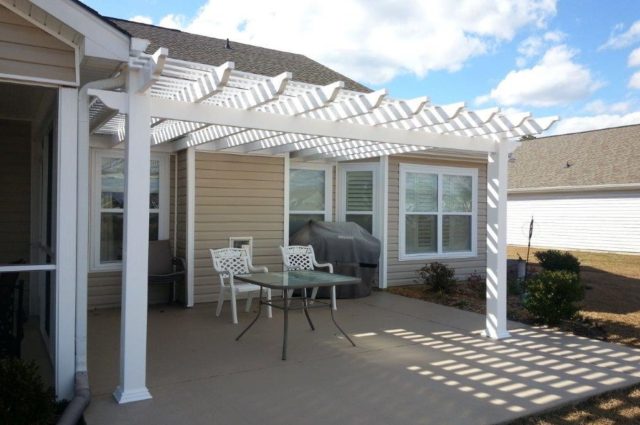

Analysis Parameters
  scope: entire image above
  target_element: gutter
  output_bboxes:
[57,372,91,425]
[509,183,640,195]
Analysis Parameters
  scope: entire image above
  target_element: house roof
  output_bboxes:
[109,18,371,93]
[509,124,640,191]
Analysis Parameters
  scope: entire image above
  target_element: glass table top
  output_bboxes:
[235,270,360,289]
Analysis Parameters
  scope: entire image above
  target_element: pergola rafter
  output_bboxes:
[90,53,558,160]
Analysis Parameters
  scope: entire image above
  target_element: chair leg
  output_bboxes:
[331,286,337,310]
[216,290,225,317]
[230,290,238,324]
[310,287,319,300]
[267,289,272,318]
[245,293,253,312]
[287,289,293,307]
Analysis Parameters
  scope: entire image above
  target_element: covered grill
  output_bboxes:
[289,221,381,298]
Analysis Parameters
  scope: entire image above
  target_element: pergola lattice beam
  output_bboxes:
[150,97,497,152]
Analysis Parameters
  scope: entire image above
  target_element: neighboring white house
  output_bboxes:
[0,0,556,406]
[508,124,640,254]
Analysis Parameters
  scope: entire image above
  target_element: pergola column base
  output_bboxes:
[113,386,152,404]
[482,329,511,340]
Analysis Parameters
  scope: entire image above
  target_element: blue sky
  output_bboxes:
[84,0,640,134]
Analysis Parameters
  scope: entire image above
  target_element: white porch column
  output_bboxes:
[485,137,510,340]
[114,70,153,403]
[186,146,196,307]
[55,87,78,400]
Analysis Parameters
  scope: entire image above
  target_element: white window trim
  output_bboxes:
[337,162,379,238]
[289,162,333,222]
[90,149,170,272]
[398,163,478,261]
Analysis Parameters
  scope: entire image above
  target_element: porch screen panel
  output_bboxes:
[345,170,373,233]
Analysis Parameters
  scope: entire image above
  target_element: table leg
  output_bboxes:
[329,286,356,347]
[301,288,315,331]
[236,286,263,341]
[282,288,288,360]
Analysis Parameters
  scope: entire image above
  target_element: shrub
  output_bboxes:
[0,358,55,425]
[418,262,456,293]
[523,270,585,325]
[534,250,581,277]
[467,271,485,298]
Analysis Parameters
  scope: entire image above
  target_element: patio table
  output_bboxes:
[234,270,360,360]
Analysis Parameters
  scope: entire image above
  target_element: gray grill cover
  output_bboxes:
[289,221,381,298]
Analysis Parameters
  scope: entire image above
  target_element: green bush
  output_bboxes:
[467,271,485,298]
[0,358,55,425]
[418,262,456,293]
[534,250,581,276]
[524,270,585,325]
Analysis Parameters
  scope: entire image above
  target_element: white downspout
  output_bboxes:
[76,72,127,373]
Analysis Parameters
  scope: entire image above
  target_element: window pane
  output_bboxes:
[346,171,373,212]
[443,175,472,212]
[100,212,123,263]
[289,169,325,212]
[346,214,373,234]
[405,215,437,254]
[149,213,159,241]
[443,215,471,252]
[101,158,124,209]
[405,172,437,213]
[289,213,324,236]
[150,160,160,209]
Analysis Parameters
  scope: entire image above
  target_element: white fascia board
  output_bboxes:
[508,183,640,194]
[151,98,497,153]
[31,0,130,61]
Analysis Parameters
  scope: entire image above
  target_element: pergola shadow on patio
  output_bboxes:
[85,292,640,425]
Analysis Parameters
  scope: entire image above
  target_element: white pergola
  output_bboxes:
[85,49,557,403]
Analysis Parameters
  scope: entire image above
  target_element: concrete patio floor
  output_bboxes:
[85,292,640,425]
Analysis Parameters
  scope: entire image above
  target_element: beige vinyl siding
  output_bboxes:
[193,152,284,303]
[387,155,487,286]
[0,6,76,84]
[0,120,30,263]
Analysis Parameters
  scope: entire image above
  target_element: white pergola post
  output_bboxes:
[114,70,153,404]
[186,146,196,307]
[485,137,510,339]
[55,87,78,400]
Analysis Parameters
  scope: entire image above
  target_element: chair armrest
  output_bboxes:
[248,264,268,273]
[314,262,333,273]
[172,257,187,272]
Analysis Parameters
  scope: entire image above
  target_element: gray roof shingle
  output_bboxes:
[509,124,640,190]
[110,18,371,93]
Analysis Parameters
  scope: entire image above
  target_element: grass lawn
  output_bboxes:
[389,246,640,424]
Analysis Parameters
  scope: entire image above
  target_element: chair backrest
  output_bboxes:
[210,248,250,280]
[148,240,174,276]
[281,245,315,271]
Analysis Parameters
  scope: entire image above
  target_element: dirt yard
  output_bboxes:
[389,246,640,425]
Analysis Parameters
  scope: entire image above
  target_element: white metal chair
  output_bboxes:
[280,245,337,310]
[210,247,272,324]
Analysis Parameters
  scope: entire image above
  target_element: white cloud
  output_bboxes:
[516,30,565,67]
[130,15,153,25]
[584,99,632,114]
[600,20,640,50]
[154,0,557,84]
[547,112,640,135]
[630,71,640,89]
[629,47,640,67]
[480,45,601,107]
[158,14,186,30]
